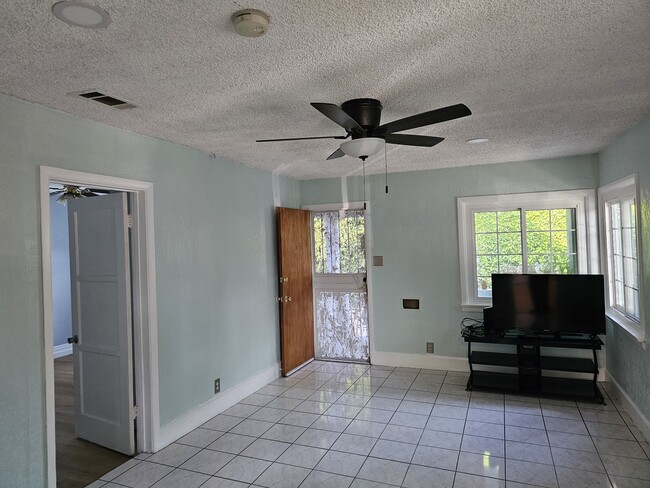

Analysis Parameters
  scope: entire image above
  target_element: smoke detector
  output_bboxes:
[232,9,270,37]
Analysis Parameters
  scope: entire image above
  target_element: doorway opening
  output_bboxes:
[311,208,370,363]
[40,167,159,488]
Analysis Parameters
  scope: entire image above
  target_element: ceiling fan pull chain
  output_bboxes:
[361,156,367,211]
[385,144,388,194]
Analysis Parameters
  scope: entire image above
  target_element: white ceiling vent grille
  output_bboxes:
[75,90,136,109]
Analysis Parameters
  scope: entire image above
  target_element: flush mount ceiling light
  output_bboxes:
[232,9,270,37]
[466,138,489,144]
[340,137,385,159]
[52,1,111,29]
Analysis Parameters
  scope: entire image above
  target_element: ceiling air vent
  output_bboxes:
[74,90,136,110]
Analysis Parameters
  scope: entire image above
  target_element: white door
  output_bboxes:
[67,192,135,455]
[312,209,369,362]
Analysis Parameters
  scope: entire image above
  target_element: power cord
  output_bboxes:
[460,317,485,337]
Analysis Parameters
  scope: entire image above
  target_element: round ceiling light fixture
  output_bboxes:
[232,9,270,37]
[52,1,111,28]
[466,138,489,144]
[340,137,385,159]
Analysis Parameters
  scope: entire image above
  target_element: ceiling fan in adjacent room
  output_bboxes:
[256,98,472,160]
[49,185,111,206]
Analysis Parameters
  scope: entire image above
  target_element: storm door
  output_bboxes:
[312,209,369,362]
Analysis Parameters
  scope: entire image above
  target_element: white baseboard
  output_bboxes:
[371,351,469,372]
[53,343,72,358]
[605,370,650,443]
[155,362,281,451]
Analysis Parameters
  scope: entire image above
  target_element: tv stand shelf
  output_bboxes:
[464,332,604,403]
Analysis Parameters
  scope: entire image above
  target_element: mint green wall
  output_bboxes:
[0,93,297,487]
[598,115,650,420]
[301,155,599,358]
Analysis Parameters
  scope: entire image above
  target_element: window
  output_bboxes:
[458,190,598,311]
[599,175,644,341]
[313,209,366,274]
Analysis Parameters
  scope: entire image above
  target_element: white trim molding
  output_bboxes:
[371,351,469,372]
[155,362,281,450]
[605,371,650,443]
[302,201,365,211]
[52,344,72,359]
[40,166,159,488]
[457,189,598,311]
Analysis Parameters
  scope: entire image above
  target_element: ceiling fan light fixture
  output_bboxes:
[466,138,489,144]
[56,191,79,206]
[52,1,111,28]
[340,137,385,158]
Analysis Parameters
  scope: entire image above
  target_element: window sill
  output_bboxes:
[461,304,490,313]
[606,309,646,343]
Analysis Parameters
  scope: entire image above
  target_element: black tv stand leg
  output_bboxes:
[593,349,606,405]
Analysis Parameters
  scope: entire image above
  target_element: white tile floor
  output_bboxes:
[90,361,650,488]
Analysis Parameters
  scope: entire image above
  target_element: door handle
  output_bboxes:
[67,335,79,344]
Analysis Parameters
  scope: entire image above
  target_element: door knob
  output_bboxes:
[67,335,79,344]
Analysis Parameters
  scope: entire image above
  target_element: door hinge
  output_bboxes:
[132,405,138,419]
[128,214,134,228]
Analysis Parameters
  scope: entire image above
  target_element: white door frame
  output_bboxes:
[40,166,160,487]
[302,202,375,363]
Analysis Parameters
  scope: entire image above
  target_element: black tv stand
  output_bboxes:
[464,331,605,404]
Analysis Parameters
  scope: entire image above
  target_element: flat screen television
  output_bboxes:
[489,274,606,335]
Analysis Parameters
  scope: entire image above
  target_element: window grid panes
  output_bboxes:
[313,210,365,274]
[608,198,640,321]
[474,208,578,298]
[525,209,577,275]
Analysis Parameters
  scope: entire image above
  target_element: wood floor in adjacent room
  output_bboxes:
[55,356,131,488]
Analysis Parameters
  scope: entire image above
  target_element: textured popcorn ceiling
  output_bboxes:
[1,1,649,179]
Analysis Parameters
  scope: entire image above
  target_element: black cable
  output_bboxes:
[460,317,485,337]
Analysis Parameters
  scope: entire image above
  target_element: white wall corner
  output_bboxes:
[154,362,281,452]
[604,370,650,443]
[52,344,73,359]
[371,352,469,372]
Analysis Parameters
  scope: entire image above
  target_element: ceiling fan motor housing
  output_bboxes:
[341,98,383,137]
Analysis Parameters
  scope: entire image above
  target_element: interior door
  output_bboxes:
[277,207,314,375]
[67,192,135,455]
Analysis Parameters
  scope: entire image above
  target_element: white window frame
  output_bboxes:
[458,189,599,312]
[598,174,645,342]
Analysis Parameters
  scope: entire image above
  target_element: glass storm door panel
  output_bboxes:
[312,210,369,362]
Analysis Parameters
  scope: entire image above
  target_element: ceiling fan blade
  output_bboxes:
[256,135,347,142]
[86,188,111,194]
[378,104,471,134]
[49,190,64,196]
[311,103,364,134]
[326,148,345,160]
[384,134,444,147]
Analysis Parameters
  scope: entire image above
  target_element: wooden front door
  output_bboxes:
[277,207,314,375]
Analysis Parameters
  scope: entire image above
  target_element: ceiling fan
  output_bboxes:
[256,98,471,160]
[49,185,110,206]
